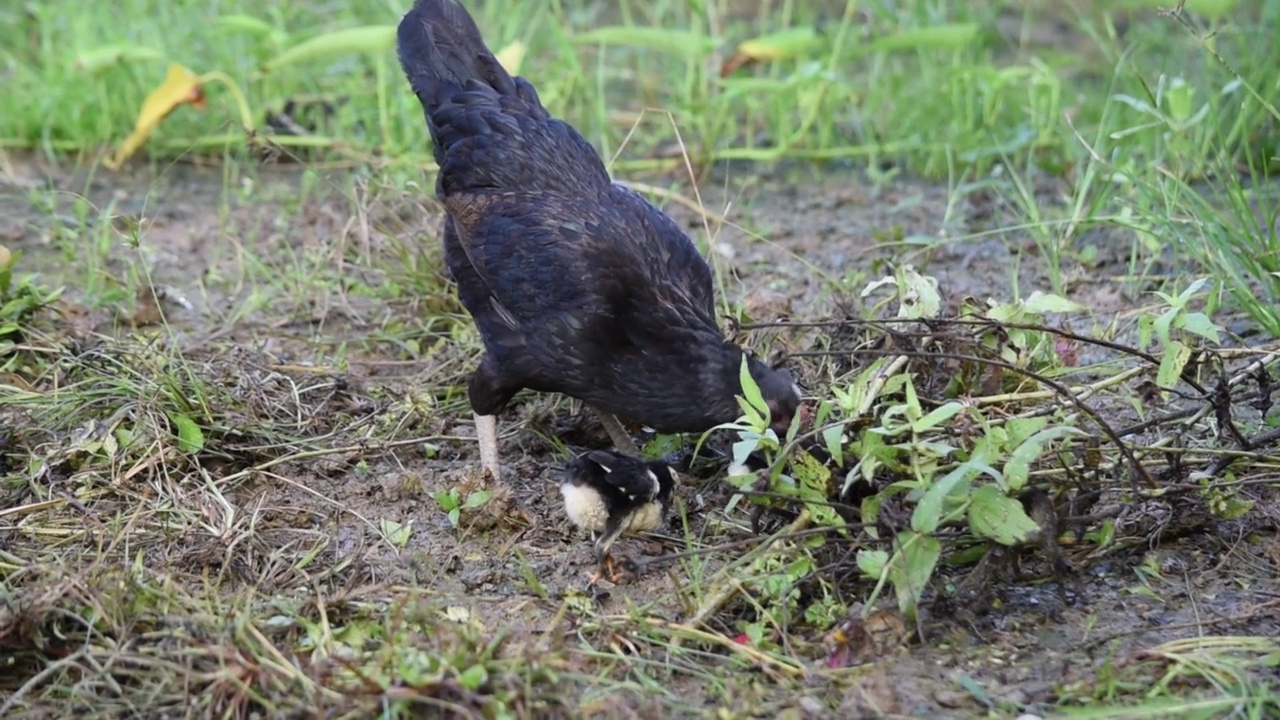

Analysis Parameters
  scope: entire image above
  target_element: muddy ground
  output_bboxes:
[2,153,1279,718]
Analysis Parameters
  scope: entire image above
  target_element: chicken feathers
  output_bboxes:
[396,0,801,482]
[561,450,676,583]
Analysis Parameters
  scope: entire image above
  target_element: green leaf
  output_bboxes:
[911,444,995,534]
[1175,312,1222,345]
[793,449,842,529]
[73,45,167,71]
[435,491,459,511]
[463,490,491,510]
[895,266,942,319]
[1175,277,1213,305]
[642,433,684,460]
[860,491,883,537]
[0,246,16,296]
[967,485,1039,546]
[866,23,980,54]
[264,26,396,72]
[1022,291,1087,315]
[379,518,413,548]
[1210,495,1254,520]
[856,549,888,578]
[734,27,825,62]
[912,401,966,433]
[168,412,205,453]
[1003,425,1086,492]
[1153,306,1179,346]
[738,355,768,417]
[731,437,759,468]
[813,399,834,429]
[1157,339,1192,390]
[458,664,488,691]
[571,26,717,57]
[821,424,845,467]
[891,531,941,619]
[214,14,279,37]
[1163,78,1195,123]
[1003,416,1049,449]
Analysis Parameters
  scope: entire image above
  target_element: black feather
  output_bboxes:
[396,0,801,436]
[577,449,673,506]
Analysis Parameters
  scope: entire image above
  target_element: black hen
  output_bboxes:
[560,450,676,583]
[396,0,801,481]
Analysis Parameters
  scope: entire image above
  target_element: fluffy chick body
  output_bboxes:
[560,450,676,580]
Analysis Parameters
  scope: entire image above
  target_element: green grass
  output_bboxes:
[9,0,1276,319]
[4,0,1280,717]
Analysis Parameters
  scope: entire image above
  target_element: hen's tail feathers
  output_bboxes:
[396,0,534,116]
[396,0,610,196]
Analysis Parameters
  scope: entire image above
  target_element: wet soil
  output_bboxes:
[2,153,1278,718]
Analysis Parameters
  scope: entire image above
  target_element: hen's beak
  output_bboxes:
[770,413,794,436]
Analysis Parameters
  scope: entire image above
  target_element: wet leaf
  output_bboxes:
[572,26,717,57]
[721,27,824,76]
[866,23,980,54]
[968,485,1039,546]
[105,63,206,170]
[73,45,166,72]
[263,26,396,72]
[494,40,525,76]
[168,412,205,453]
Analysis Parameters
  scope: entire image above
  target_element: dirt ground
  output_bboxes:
[2,153,1279,718]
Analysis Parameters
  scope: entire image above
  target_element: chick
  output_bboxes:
[560,450,677,583]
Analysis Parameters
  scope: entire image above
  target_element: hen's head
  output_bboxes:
[746,357,802,435]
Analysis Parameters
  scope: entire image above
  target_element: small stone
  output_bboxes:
[797,696,825,717]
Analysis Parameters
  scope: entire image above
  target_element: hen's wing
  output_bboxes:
[447,189,719,366]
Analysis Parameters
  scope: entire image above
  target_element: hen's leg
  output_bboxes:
[592,406,640,457]
[475,412,502,481]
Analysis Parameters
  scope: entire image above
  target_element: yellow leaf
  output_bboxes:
[494,40,525,76]
[105,63,206,170]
